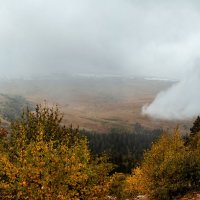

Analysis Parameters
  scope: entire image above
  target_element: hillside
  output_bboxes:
[0,76,193,132]
[0,93,33,124]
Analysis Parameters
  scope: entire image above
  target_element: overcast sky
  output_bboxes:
[1,0,200,78]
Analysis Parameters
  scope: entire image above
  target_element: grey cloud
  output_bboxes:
[0,0,200,77]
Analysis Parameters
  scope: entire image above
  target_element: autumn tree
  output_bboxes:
[0,104,113,199]
[125,129,200,200]
[10,104,79,144]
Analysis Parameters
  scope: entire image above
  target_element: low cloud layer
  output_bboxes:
[142,66,200,120]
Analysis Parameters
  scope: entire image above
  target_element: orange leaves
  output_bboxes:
[0,104,113,199]
[0,132,112,199]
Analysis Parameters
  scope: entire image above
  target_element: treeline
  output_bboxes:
[0,104,199,199]
[81,125,162,173]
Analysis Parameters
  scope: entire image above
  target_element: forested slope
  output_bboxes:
[0,104,199,199]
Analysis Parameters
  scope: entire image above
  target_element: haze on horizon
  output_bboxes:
[0,0,200,120]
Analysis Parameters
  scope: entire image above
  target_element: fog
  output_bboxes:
[143,66,200,120]
[1,0,200,120]
[1,0,200,78]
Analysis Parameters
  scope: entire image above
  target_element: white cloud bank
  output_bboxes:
[142,67,200,120]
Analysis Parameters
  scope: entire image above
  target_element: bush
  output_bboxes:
[0,104,113,199]
[109,173,127,199]
[125,129,200,200]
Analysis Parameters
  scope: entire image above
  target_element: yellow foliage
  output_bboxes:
[125,167,146,194]
[124,129,200,200]
[0,104,113,199]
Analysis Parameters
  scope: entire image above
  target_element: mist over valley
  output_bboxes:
[0,74,193,132]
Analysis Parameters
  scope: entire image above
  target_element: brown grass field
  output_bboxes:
[0,76,193,132]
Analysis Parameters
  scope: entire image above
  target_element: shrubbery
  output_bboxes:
[125,129,200,200]
[0,105,113,199]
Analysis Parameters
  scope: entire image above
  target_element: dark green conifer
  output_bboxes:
[190,116,200,134]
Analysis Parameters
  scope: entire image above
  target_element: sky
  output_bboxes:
[1,0,200,78]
